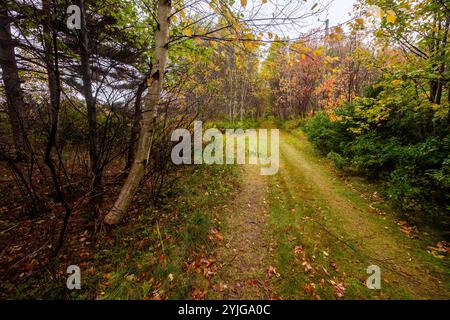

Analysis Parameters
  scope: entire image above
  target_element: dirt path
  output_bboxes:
[211,165,275,299]
[278,131,449,298]
[211,130,449,300]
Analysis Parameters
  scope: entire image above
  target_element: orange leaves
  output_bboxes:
[210,228,224,241]
[303,282,316,296]
[396,220,419,239]
[192,288,207,300]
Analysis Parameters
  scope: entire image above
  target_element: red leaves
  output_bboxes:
[188,257,216,278]
[329,278,346,298]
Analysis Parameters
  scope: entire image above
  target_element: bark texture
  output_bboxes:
[0,6,27,154]
[104,0,171,225]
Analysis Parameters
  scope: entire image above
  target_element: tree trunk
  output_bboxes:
[104,0,171,225]
[126,80,146,170]
[79,0,101,212]
[0,6,27,155]
[435,17,449,105]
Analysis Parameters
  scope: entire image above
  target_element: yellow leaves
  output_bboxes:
[224,10,234,22]
[368,5,396,24]
[333,26,343,34]
[209,40,218,49]
[183,29,193,37]
[325,55,339,65]
[328,26,343,41]
[386,10,397,24]
[194,37,202,45]
[391,79,402,87]
[240,0,247,7]
[313,47,324,56]
[355,18,365,26]
[267,32,273,39]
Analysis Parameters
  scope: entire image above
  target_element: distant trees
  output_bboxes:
[0,0,330,237]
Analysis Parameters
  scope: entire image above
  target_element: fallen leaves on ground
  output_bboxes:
[427,241,449,259]
[210,228,224,241]
[294,245,304,254]
[192,288,207,300]
[396,220,419,239]
[267,265,280,277]
[329,278,346,298]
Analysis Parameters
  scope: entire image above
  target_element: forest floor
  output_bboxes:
[2,130,449,299]
[205,130,450,300]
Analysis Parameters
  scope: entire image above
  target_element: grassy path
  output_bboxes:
[210,165,276,299]
[212,130,449,300]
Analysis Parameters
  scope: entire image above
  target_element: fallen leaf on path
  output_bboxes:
[218,281,228,292]
[211,229,224,241]
[268,266,280,277]
[334,282,345,298]
[248,279,259,286]
[303,283,315,296]
[192,288,207,300]
[302,261,312,272]
[294,246,304,254]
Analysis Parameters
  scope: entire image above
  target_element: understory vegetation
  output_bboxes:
[0,0,449,300]
[303,80,449,228]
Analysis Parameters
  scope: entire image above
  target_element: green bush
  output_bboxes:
[304,86,449,223]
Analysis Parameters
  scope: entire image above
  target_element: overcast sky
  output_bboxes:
[236,0,358,39]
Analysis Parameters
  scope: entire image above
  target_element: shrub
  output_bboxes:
[303,86,449,223]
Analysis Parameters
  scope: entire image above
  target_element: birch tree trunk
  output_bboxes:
[104,0,171,225]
